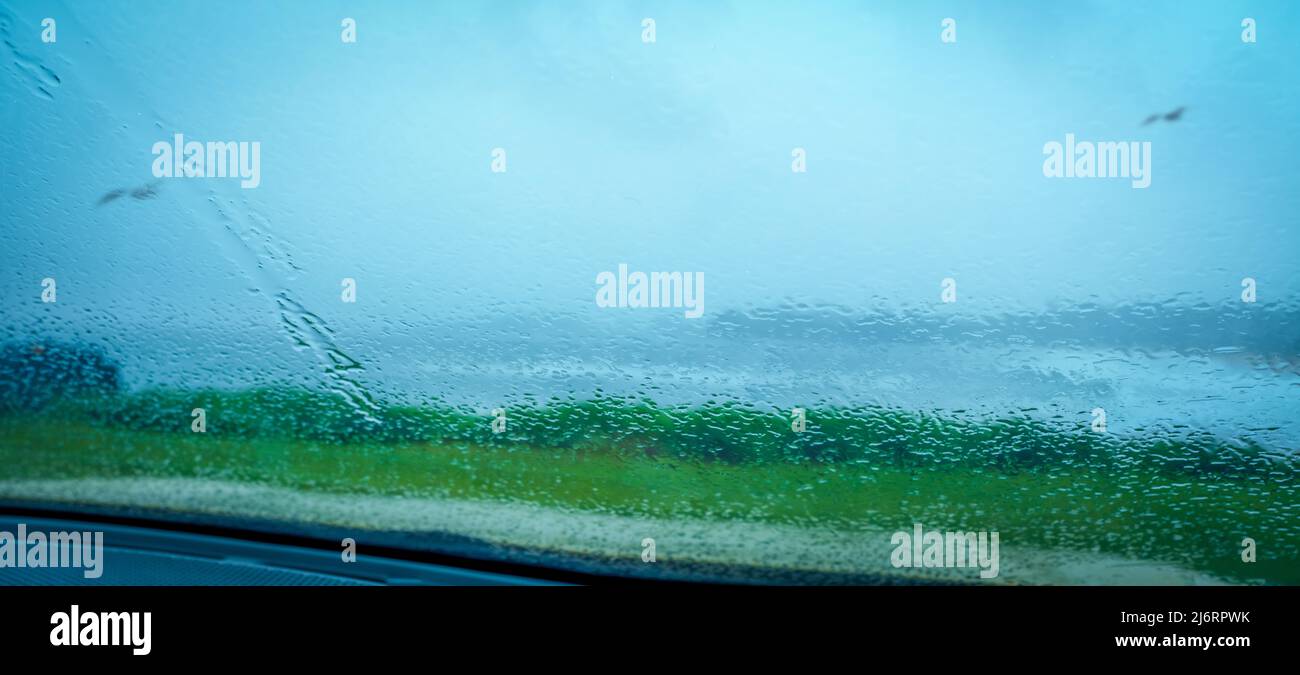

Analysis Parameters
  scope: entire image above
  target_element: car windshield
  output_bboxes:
[2,0,1297,585]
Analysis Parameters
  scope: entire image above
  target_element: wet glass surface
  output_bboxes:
[1,1,1297,584]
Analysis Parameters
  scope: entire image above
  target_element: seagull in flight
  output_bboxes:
[96,180,160,206]
[1141,106,1187,126]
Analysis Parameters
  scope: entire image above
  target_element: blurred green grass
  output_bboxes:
[0,388,1295,584]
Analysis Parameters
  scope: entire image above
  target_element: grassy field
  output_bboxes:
[0,388,1295,584]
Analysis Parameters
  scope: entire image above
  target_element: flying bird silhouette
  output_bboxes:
[1141,106,1187,126]
[96,188,126,205]
[96,181,160,207]
[130,182,159,200]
